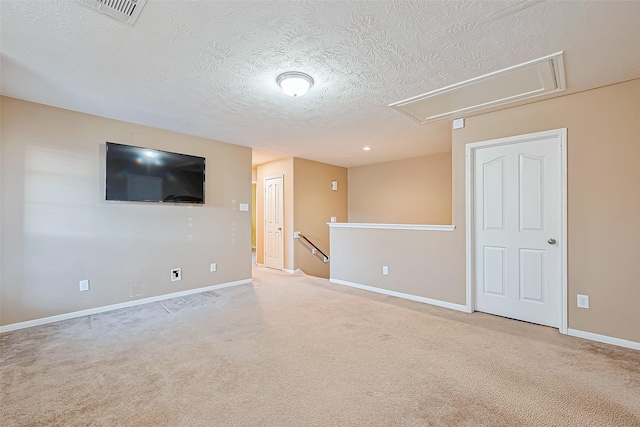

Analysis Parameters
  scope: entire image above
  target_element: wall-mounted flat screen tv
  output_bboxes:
[106,142,205,204]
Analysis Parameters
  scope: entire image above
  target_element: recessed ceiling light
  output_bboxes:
[362,146,372,151]
[276,72,314,97]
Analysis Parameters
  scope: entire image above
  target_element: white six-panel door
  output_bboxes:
[264,176,284,270]
[474,132,564,328]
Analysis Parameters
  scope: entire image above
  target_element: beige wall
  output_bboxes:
[330,227,465,304]
[251,184,257,248]
[331,78,640,344]
[348,152,452,224]
[256,158,294,269]
[0,97,252,326]
[251,167,257,248]
[453,79,640,343]
[293,158,348,278]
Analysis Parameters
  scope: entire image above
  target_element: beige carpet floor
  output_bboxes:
[1,266,639,426]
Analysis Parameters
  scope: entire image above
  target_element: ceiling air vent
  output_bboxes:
[77,0,147,25]
[390,52,565,124]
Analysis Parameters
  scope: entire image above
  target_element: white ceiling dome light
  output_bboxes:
[276,72,314,97]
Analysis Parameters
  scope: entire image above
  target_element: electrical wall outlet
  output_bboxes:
[577,294,589,309]
[79,280,90,292]
[330,216,336,223]
[210,263,217,272]
[382,265,389,275]
[171,268,181,282]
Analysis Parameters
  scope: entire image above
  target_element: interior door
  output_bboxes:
[474,135,562,327]
[264,176,284,270]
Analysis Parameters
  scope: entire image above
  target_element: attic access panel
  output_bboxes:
[390,52,565,124]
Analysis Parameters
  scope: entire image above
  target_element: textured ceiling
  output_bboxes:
[1,1,640,167]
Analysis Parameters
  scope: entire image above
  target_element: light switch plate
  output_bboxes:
[239,203,249,211]
[79,280,90,292]
[453,118,465,129]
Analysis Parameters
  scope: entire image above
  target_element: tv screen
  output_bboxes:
[105,142,205,204]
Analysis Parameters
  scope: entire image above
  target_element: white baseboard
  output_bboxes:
[0,278,252,334]
[567,328,640,351]
[284,269,305,275]
[329,278,468,313]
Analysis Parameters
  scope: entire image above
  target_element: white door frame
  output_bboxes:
[264,174,284,270]
[465,128,568,334]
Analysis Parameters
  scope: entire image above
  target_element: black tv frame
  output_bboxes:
[105,142,206,204]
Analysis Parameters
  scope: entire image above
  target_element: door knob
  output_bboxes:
[548,238,557,245]
[277,227,282,230]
